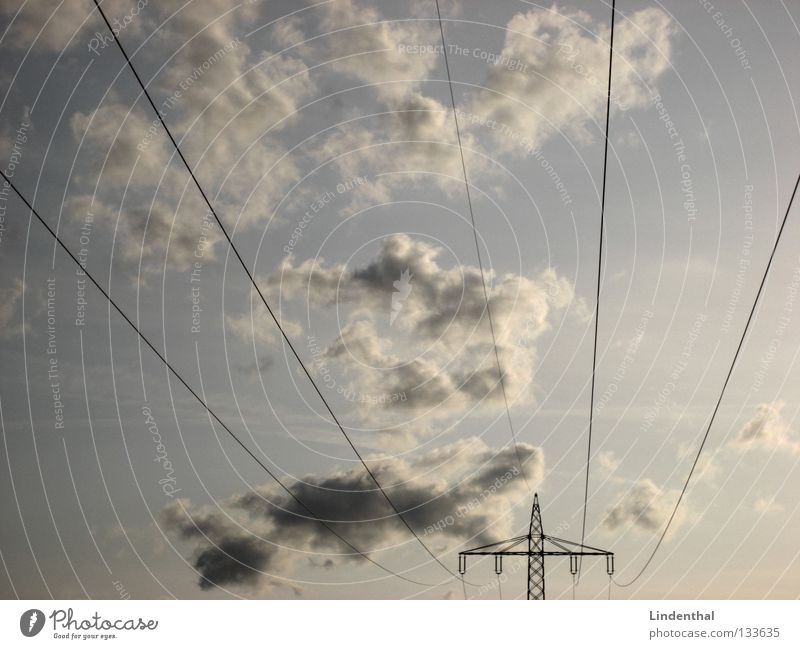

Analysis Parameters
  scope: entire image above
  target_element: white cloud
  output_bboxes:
[267,234,574,443]
[466,5,677,153]
[754,497,783,514]
[69,102,172,186]
[597,450,620,475]
[604,479,683,535]
[676,441,721,485]
[733,401,799,454]
[65,189,217,273]
[62,1,316,254]
[0,0,141,53]
[225,310,302,347]
[313,0,439,102]
[281,0,492,204]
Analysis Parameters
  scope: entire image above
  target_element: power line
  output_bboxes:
[615,170,800,587]
[0,168,434,588]
[579,0,617,581]
[433,0,529,480]
[90,0,460,582]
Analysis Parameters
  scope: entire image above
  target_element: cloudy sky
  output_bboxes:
[1,0,799,600]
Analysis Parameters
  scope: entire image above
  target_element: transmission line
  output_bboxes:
[89,0,466,582]
[0,168,436,588]
[434,0,529,481]
[615,170,800,587]
[578,0,617,581]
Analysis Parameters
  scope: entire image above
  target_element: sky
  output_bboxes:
[0,0,799,601]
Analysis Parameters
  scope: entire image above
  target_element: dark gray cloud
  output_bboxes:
[162,437,543,591]
[0,278,25,339]
[159,505,268,590]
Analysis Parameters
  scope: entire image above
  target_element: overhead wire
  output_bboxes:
[0,168,435,588]
[433,0,529,481]
[90,0,462,583]
[578,0,617,582]
[577,0,800,589]
[436,0,798,593]
[615,170,800,587]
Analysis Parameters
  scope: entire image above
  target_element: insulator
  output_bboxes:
[458,555,467,575]
[569,555,579,575]
[494,555,503,575]
[606,554,615,576]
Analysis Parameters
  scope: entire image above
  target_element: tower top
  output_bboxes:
[529,492,543,539]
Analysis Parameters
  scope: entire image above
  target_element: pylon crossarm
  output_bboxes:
[460,551,530,556]
[541,551,611,556]
[544,536,573,553]
[545,535,613,555]
[460,535,528,554]
[458,532,613,558]
[459,550,611,556]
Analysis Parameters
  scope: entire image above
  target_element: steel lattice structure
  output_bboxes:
[458,494,615,600]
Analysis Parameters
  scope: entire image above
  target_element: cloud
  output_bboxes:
[225,310,302,347]
[234,355,274,378]
[62,2,315,256]
[0,279,26,339]
[268,234,574,441]
[733,401,799,454]
[69,102,173,186]
[272,234,572,340]
[161,437,543,591]
[676,441,721,485]
[279,0,492,205]
[67,103,220,272]
[313,0,439,102]
[65,190,217,274]
[142,1,315,224]
[160,502,272,591]
[604,479,682,534]
[466,5,677,153]
[753,497,783,515]
[0,0,141,53]
[304,88,488,212]
[596,450,620,476]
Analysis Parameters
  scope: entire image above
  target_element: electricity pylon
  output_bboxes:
[458,493,614,600]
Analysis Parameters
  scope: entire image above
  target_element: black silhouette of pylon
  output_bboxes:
[458,493,615,600]
[528,494,545,599]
